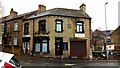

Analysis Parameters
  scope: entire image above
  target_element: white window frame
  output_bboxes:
[1,23,4,32]
[76,22,84,33]
[14,22,18,31]
[13,37,17,45]
[42,40,48,52]
[55,20,63,32]
[35,43,41,52]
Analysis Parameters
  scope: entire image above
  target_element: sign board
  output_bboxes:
[75,33,85,37]
[106,45,114,50]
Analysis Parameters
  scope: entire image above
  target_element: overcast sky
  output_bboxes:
[0,0,119,31]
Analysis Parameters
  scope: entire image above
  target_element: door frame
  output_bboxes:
[55,37,63,56]
[23,42,30,54]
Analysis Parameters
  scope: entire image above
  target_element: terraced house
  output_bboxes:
[0,8,36,54]
[1,3,92,58]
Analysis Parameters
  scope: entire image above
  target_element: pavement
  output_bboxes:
[15,55,88,64]
[15,55,119,63]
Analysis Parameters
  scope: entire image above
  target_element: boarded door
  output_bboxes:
[70,41,86,57]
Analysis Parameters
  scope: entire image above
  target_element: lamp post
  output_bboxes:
[105,2,108,58]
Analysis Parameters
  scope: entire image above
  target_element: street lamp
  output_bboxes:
[105,2,108,32]
[104,2,108,58]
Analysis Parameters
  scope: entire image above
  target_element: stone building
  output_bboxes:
[110,26,120,51]
[0,8,36,54]
[92,29,113,51]
[110,26,120,45]
[92,29,105,51]
[1,4,92,58]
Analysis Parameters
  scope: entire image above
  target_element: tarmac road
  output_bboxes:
[22,63,119,68]
[21,60,120,68]
[15,55,120,68]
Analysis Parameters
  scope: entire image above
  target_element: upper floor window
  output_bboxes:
[7,24,10,32]
[55,19,63,32]
[1,23,4,32]
[13,36,17,45]
[14,22,18,31]
[38,20,46,32]
[76,21,84,33]
[24,23,29,35]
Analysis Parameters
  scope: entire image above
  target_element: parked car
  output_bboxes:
[92,51,107,60]
[0,52,22,68]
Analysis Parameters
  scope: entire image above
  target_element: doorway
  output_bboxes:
[23,42,30,54]
[55,37,63,56]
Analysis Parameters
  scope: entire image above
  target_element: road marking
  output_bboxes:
[64,64,76,66]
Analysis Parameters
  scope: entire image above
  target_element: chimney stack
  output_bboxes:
[10,8,18,16]
[80,3,86,13]
[38,5,46,12]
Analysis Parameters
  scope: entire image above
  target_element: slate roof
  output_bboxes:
[102,30,114,35]
[92,29,114,37]
[0,7,91,23]
[28,8,91,19]
[0,15,23,23]
[0,10,37,23]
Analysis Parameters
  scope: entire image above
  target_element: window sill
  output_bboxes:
[4,45,12,47]
[24,34,30,35]
[13,45,19,47]
[55,30,64,33]
[38,30,50,34]
[63,50,68,51]
[14,30,19,32]
[33,52,50,54]
[75,32,85,33]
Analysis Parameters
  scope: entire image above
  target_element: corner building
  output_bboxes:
[2,4,92,58]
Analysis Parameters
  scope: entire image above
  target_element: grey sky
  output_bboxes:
[0,0,119,31]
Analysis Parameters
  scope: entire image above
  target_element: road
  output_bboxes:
[22,60,120,68]
[15,55,120,68]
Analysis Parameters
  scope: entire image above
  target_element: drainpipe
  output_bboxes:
[31,18,35,56]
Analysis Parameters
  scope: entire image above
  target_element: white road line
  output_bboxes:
[64,64,76,66]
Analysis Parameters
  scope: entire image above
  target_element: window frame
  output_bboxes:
[76,21,84,33]
[55,19,63,32]
[14,22,18,31]
[35,43,41,52]
[42,40,48,52]
[1,23,4,32]
[7,24,10,33]
[24,23,29,35]
[13,36,17,45]
[38,20,46,32]
[34,37,49,53]
[63,42,68,51]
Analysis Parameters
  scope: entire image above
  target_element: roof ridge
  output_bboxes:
[52,8,80,11]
